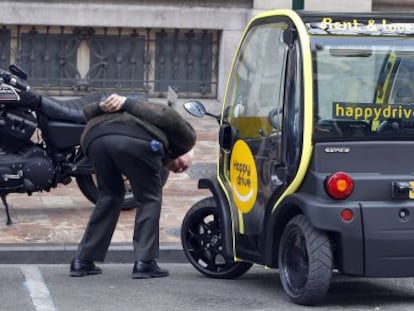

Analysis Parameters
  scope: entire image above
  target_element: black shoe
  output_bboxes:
[70,258,102,277]
[132,260,169,279]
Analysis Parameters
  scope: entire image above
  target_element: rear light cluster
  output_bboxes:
[341,209,354,222]
[325,172,354,222]
[325,171,354,200]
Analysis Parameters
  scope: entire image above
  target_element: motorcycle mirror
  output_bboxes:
[9,64,28,80]
[183,100,207,118]
[167,86,178,109]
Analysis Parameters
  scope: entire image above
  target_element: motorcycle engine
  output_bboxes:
[0,146,55,194]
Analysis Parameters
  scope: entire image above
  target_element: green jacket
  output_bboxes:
[81,98,196,164]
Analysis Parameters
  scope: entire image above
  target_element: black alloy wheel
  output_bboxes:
[181,197,252,279]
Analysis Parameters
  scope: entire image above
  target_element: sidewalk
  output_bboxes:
[0,99,221,263]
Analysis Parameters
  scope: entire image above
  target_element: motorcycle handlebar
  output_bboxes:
[1,73,30,92]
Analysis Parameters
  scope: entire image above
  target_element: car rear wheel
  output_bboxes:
[278,214,333,306]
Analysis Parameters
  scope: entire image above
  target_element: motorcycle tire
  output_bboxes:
[75,169,170,211]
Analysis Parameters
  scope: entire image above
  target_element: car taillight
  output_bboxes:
[325,172,354,200]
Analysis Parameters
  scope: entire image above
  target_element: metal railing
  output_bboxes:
[4,25,219,98]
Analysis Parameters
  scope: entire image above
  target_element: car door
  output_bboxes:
[218,17,302,261]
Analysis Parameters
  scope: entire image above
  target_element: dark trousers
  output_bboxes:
[76,134,164,262]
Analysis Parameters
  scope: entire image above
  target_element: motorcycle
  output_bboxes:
[0,64,168,225]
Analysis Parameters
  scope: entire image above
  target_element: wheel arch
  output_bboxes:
[264,192,350,270]
[198,176,234,260]
[264,196,303,268]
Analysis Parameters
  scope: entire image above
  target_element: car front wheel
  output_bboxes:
[181,197,252,279]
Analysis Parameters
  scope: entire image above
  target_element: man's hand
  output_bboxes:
[167,149,194,173]
[99,94,127,112]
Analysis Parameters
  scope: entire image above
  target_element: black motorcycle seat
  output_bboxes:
[40,91,148,123]
[40,91,105,123]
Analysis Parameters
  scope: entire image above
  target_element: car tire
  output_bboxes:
[278,214,333,306]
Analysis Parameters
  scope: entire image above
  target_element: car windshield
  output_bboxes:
[312,36,414,141]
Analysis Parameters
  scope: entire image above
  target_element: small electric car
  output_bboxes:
[181,9,414,305]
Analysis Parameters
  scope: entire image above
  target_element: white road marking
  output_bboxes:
[21,265,56,311]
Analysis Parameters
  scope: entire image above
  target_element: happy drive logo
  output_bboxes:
[230,140,258,213]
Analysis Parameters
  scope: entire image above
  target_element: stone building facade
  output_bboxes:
[0,0,410,100]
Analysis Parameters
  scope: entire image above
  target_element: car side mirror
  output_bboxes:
[183,100,206,118]
[183,100,221,123]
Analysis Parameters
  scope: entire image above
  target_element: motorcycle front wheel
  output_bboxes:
[75,169,170,211]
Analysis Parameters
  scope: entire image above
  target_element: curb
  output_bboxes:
[0,243,186,264]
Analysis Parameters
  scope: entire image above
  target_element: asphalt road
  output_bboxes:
[2,263,414,311]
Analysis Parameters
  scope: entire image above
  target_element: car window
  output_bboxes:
[312,36,414,140]
[224,22,289,139]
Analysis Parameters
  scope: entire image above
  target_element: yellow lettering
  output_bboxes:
[332,103,414,121]
[352,19,361,30]
[373,108,382,120]
[354,107,363,119]
[321,17,333,29]
[404,108,411,119]
[367,19,377,31]
[383,105,391,118]
[334,21,343,30]
[364,109,372,120]
[345,107,354,117]
[335,103,345,117]
[320,18,414,34]
[391,107,398,118]
[321,17,361,31]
